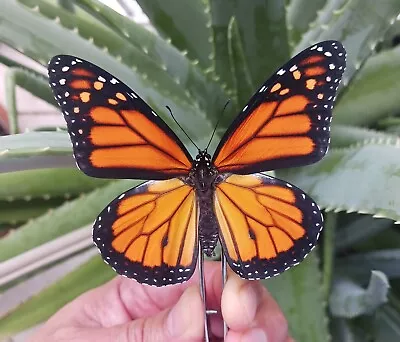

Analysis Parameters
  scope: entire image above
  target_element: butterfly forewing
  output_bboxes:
[214,173,323,279]
[48,55,193,180]
[213,40,346,174]
[93,178,198,286]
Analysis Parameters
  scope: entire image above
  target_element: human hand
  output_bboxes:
[30,261,293,342]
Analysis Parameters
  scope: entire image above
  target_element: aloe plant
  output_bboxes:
[1,0,400,341]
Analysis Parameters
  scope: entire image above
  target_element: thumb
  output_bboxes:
[76,286,205,342]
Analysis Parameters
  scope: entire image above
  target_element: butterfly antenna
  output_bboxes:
[166,106,200,151]
[205,99,230,151]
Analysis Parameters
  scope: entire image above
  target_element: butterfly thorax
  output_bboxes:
[190,150,217,191]
[183,150,220,257]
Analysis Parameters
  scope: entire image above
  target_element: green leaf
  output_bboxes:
[280,143,400,222]
[354,227,400,252]
[0,132,74,173]
[287,0,327,47]
[0,255,115,337]
[0,0,212,144]
[210,0,290,91]
[267,252,329,342]
[227,17,253,106]
[0,54,28,68]
[23,0,227,121]
[322,212,337,299]
[375,303,400,341]
[295,0,400,84]
[379,14,400,50]
[0,168,109,200]
[330,318,367,342]
[0,180,137,261]
[334,45,400,126]
[330,271,390,318]
[5,67,57,133]
[136,0,212,70]
[76,0,228,122]
[336,215,393,252]
[336,249,400,279]
[0,198,65,224]
[378,117,400,130]
[330,124,398,148]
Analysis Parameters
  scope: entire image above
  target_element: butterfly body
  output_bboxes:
[48,40,346,286]
[185,150,220,257]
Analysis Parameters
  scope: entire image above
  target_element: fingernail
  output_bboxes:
[167,287,199,337]
[242,328,268,342]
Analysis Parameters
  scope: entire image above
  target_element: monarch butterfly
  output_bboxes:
[48,41,346,286]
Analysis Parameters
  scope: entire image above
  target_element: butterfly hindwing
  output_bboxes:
[48,55,193,180]
[214,173,323,279]
[93,178,198,286]
[213,40,346,174]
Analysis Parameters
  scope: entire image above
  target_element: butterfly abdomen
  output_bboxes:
[197,189,219,257]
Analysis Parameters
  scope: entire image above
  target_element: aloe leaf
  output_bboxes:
[136,0,212,70]
[0,54,30,68]
[354,228,400,253]
[322,212,337,299]
[375,303,400,341]
[0,198,65,224]
[330,271,390,318]
[20,0,227,120]
[334,44,400,126]
[0,132,74,173]
[0,168,109,200]
[58,0,75,13]
[287,0,327,47]
[330,318,366,342]
[76,0,228,121]
[380,15,400,50]
[0,0,211,142]
[227,17,253,106]
[386,125,400,135]
[210,0,290,91]
[5,67,58,133]
[280,143,400,223]
[378,117,400,130]
[330,124,398,148]
[266,252,329,342]
[336,215,394,252]
[0,180,137,261]
[0,255,115,337]
[336,249,400,280]
[295,0,400,85]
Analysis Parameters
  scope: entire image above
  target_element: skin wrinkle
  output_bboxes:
[119,278,164,319]
[80,279,132,327]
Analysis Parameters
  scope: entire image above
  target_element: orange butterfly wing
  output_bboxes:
[93,178,198,285]
[48,56,192,180]
[214,174,322,279]
[213,41,346,174]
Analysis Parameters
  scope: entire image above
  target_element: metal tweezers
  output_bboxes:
[198,243,228,342]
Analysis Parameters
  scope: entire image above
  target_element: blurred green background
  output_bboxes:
[1,0,400,341]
